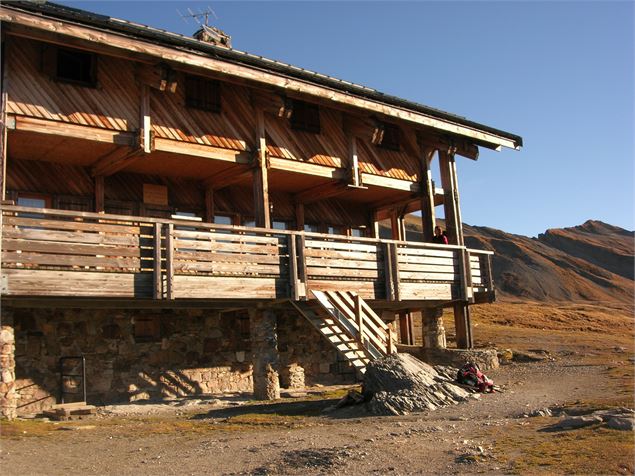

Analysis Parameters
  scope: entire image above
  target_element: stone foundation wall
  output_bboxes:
[7,305,355,416]
[1,310,17,419]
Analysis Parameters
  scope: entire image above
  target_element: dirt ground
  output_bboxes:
[1,300,634,475]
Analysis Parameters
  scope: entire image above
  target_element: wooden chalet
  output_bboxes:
[0,2,522,418]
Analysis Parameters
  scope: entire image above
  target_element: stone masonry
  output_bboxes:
[1,309,17,419]
[249,307,280,400]
[6,305,355,416]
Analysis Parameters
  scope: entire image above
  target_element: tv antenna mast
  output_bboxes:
[178,6,231,47]
[178,6,218,27]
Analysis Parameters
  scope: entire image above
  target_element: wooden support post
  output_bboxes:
[165,223,174,300]
[295,202,304,231]
[205,187,214,223]
[253,109,271,228]
[349,135,361,187]
[398,311,411,345]
[296,234,308,299]
[288,234,299,301]
[419,146,437,242]
[370,210,380,239]
[152,222,162,300]
[439,150,473,347]
[390,211,400,241]
[438,150,464,246]
[398,215,406,241]
[139,84,152,154]
[94,175,104,213]
[0,67,7,202]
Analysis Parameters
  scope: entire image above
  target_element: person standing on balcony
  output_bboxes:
[432,226,449,245]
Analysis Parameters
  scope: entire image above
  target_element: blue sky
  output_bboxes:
[57,1,635,236]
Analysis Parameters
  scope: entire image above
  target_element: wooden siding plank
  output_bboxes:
[2,269,151,297]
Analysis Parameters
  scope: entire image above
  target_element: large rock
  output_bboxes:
[363,353,470,415]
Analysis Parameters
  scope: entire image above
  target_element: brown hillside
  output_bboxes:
[401,216,634,304]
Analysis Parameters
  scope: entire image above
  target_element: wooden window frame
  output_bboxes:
[376,122,401,152]
[290,99,321,134]
[16,192,52,209]
[42,45,98,88]
[185,74,221,113]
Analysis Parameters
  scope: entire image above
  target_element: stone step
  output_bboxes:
[43,402,97,421]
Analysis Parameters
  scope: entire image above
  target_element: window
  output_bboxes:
[350,228,365,238]
[213,215,233,225]
[43,46,97,87]
[376,122,401,151]
[185,75,221,112]
[290,100,320,134]
[272,221,288,231]
[133,317,161,343]
[17,194,50,209]
[304,223,319,233]
[328,225,345,236]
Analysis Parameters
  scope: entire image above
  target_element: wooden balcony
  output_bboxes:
[0,206,494,306]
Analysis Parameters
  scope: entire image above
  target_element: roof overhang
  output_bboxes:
[0,1,523,152]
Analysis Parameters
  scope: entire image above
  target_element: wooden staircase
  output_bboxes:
[291,290,396,374]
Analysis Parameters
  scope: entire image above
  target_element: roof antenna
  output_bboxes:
[177,6,231,48]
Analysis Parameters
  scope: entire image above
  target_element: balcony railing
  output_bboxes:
[0,206,494,302]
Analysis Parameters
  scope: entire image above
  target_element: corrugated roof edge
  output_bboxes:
[5,0,523,149]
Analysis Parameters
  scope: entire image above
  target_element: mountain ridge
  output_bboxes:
[403,217,634,304]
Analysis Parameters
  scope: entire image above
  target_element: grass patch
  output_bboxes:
[486,418,635,475]
[0,419,57,439]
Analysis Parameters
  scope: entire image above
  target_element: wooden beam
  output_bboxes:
[139,84,152,154]
[136,62,177,93]
[294,202,304,231]
[348,135,361,187]
[419,146,437,242]
[94,175,104,213]
[418,132,479,161]
[251,91,292,119]
[253,109,270,228]
[154,138,251,163]
[11,115,135,146]
[204,187,214,223]
[0,9,519,150]
[91,147,143,177]
[438,150,464,246]
[203,165,251,190]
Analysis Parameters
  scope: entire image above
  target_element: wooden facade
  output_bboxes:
[0,2,521,348]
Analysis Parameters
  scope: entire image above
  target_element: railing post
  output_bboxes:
[165,223,174,300]
[354,294,363,345]
[461,248,473,303]
[486,254,495,301]
[288,234,299,301]
[383,242,394,301]
[296,234,307,299]
[387,327,394,354]
[390,243,401,302]
[152,222,162,300]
